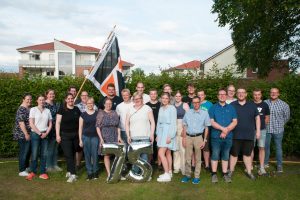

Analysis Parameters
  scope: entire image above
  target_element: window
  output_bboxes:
[30,54,40,60]
[46,71,54,76]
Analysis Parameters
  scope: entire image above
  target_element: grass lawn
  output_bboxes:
[0,161,299,200]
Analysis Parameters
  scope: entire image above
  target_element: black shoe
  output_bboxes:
[86,174,93,181]
[245,172,256,180]
[205,166,211,173]
[93,172,99,180]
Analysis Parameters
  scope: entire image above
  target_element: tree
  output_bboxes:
[212,0,300,77]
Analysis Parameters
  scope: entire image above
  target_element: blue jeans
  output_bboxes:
[18,139,31,172]
[132,153,148,175]
[30,132,48,174]
[211,137,232,161]
[82,135,99,175]
[265,132,283,167]
[47,137,58,168]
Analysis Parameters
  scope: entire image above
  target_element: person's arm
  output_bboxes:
[56,114,62,143]
[265,115,270,125]
[148,110,155,143]
[125,112,131,144]
[117,127,122,143]
[167,107,177,142]
[96,111,104,145]
[283,103,290,124]
[29,117,42,136]
[255,115,261,139]
[41,119,52,139]
[78,117,84,147]
[96,127,104,145]
[200,127,209,149]
[183,102,190,112]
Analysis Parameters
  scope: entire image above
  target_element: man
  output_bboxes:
[198,90,213,171]
[226,84,237,104]
[135,81,150,104]
[209,88,237,183]
[251,89,270,175]
[98,83,123,110]
[68,86,81,104]
[181,97,211,184]
[182,83,196,108]
[264,88,290,172]
[146,89,161,165]
[162,84,175,104]
[229,88,260,180]
[76,91,98,112]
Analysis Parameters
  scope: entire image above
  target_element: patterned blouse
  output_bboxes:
[44,101,60,138]
[13,106,30,140]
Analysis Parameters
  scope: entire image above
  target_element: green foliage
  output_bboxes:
[212,0,300,77]
[0,72,299,157]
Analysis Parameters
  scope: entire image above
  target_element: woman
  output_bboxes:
[56,93,81,183]
[26,95,52,180]
[173,91,189,175]
[96,98,122,178]
[125,92,155,175]
[156,92,177,182]
[13,93,32,177]
[44,89,61,172]
[79,97,100,181]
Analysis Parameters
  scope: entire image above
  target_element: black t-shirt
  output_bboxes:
[231,101,259,140]
[98,96,123,110]
[81,111,98,137]
[58,106,81,133]
[146,101,160,125]
[182,96,194,108]
[253,101,270,130]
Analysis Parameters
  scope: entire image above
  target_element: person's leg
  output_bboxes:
[264,132,272,166]
[83,135,93,175]
[229,140,239,173]
[61,134,76,174]
[46,137,55,169]
[166,149,172,174]
[184,136,193,177]
[258,130,267,170]
[179,136,185,175]
[173,135,181,172]
[104,155,111,175]
[91,136,100,175]
[194,136,203,178]
[158,147,169,173]
[30,132,40,174]
[203,132,210,168]
[40,138,48,174]
[273,132,284,169]
[221,138,232,174]
[18,139,30,172]
[243,140,254,174]
[210,138,221,173]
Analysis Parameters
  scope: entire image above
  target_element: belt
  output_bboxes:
[186,133,202,137]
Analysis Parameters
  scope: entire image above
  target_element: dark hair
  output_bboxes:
[68,85,77,92]
[45,89,55,99]
[161,92,170,99]
[218,88,227,94]
[107,83,115,89]
[174,90,182,96]
[149,88,157,93]
[22,93,32,100]
[192,96,200,102]
[253,88,262,93]
[197,89,205,94]
[64,93,74,110]
[187,83,195,88]
[103,98,113,106]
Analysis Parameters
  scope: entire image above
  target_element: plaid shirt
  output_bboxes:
[76,102,98,113]
[264,99,290,134]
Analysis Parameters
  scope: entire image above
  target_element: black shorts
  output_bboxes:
[231,139,254,157]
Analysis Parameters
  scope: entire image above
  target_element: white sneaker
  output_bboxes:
[169,171,173,178]
[65,172,71,178]
[67,174,77,183]
[120,176,126,181]
[173,169,180,174]
[25,167,30,173]
[19,171,29,176]
[157,173,171,182]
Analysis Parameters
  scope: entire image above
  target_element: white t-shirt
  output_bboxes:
[128,105,152,138]
[29,107,52,132]
[116,101,134,131]
[143,93,150,104]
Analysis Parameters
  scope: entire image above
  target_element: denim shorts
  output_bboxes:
[254,129,267,148]
[211,137,232,161]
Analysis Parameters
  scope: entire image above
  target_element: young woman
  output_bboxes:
[56,93,81,183]
[44,89,61,172]
[96,98,122,178]
[156,92,177,182]
[13,93,32,177]
[79,97,100,181]
[26,95,52,180]
[173,91,189,175]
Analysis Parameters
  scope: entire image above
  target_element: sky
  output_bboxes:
[0,0,232,73]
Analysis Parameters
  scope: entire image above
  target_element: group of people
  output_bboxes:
[13,82,290,184]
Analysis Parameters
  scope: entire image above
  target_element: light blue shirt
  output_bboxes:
[183,109,211,135]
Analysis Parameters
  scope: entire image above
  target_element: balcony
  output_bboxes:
[19,60,55,68]
[76,60,95,66]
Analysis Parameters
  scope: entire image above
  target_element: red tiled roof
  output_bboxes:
[174,60,201,70]
[121,60,134,67]
[17,40,100,53]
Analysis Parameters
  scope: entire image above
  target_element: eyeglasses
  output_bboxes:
[192,101,200,104]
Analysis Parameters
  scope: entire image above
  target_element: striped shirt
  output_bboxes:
[264,99,290,134]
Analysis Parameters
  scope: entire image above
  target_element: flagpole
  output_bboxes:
[75,25,116,101]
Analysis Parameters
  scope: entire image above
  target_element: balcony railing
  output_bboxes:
[19,59,55,67]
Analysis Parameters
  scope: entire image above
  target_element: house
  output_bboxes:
[17,39,134,78]
[163,60,203,74]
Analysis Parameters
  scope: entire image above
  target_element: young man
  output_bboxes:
[226,85,237,104]
[181,97,211,184]
[162,84,175,104]
[209,88,237,183]
[76,91,98,112]
[68,86,81,104]
[98,83,123,110]
[182,83,196,108]
[198,90,213,171]
[251,89,270,175]
[135,81,150,104]
[264,88,290,172]
[229,88,260,180]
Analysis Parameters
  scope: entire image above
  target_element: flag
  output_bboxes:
[87,32,125,97]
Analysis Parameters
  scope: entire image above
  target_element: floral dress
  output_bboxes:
[13,106,30,140]
[96,110,120,143]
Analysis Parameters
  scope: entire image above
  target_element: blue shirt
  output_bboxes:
[183,109,211,135]
[209,102,237,139]
[200,100,213,112]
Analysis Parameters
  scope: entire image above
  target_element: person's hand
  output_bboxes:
[222,127,229,135]
[182,137,186,148]
[79,140,83,148]
[24,133,30,141]
[256,130,261,140]
[150,135,154,144]
[200,141,205,149]
[56,135,61,143]
[220,132,227,139]
[127,136,131,144]
[118,136,123,144]
[41,132,47,139]
[166,137,171,144]
[155,136,158,142]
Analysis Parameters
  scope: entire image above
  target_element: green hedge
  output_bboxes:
[0,72,299,157]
